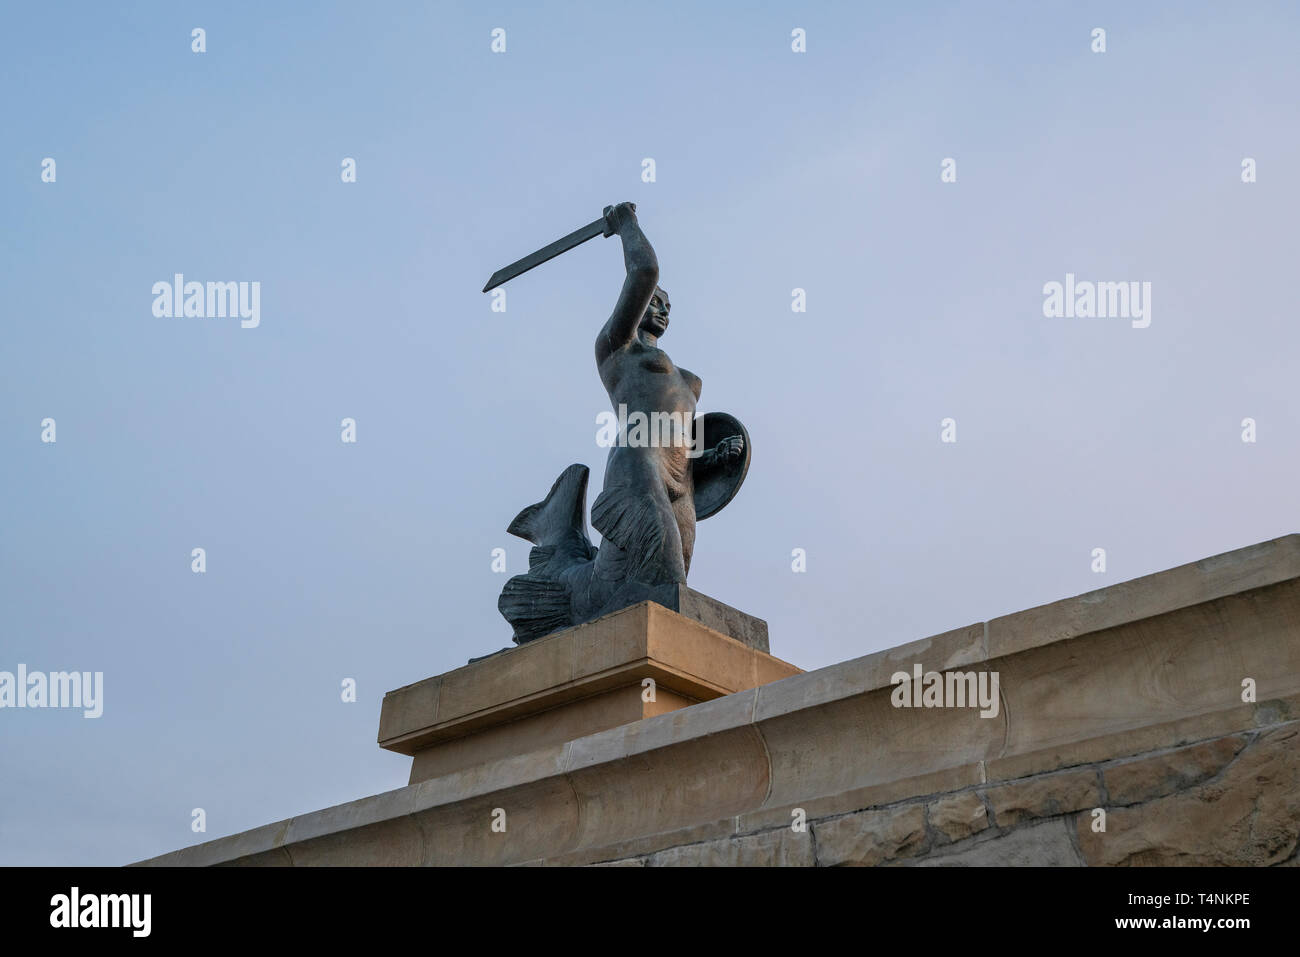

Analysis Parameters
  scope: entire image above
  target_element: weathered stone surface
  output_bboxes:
[544,818,735,867]
[180,820,290,868]
[995,582,1300,765]
[916,820,1082,866]
[1103,735,1247,805]
[287,816,427,867]
[566,725,770,853]
[987,534,1300,660]
[758,690,1000,812]
[412,776,580,867]
[649,827,814,867]
[737,764,982,834]
[984,692,1299,784]
[928,790,989,842]
[283,785,416,849]
[1077,724,1300,866]
[752,622,986,724]
[985,769,1100,828]
[812,804,927,867]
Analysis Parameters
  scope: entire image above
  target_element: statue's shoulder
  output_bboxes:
[595,327,620,364]
[597,331,644,363]
[678,365,702,398]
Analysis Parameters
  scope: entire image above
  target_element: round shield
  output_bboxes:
[693,412,751,520]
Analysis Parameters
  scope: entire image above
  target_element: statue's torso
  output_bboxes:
[597,339,701,501]
[599,340,701,414]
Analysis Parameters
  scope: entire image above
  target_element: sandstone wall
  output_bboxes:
[136,534,1300,866]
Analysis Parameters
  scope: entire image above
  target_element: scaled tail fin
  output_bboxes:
[506,463,596,561]
[499,464,598,643]
[498,575,572,644]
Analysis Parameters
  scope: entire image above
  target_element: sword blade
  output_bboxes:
[482,216,607,292]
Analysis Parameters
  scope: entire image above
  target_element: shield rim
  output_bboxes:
[694,411,751,521]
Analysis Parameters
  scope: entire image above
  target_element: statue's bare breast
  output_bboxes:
[601,343,700,416]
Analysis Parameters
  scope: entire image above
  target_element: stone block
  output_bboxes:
[928,790,989,842]
[916,819,1081,866]
[1103,735,1247,806]
[1077,724,1300,866]
[812,804,928,866]
[985,769,1100,828]
[649,827,815,867]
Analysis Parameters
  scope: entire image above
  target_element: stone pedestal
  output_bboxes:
[378,598,801,784]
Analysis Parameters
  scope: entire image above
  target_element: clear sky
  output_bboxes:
[2,1,1297,865]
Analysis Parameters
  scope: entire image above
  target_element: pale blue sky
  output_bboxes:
[2,1,1297,865]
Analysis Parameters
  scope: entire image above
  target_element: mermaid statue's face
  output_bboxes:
[640,287,670,337]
